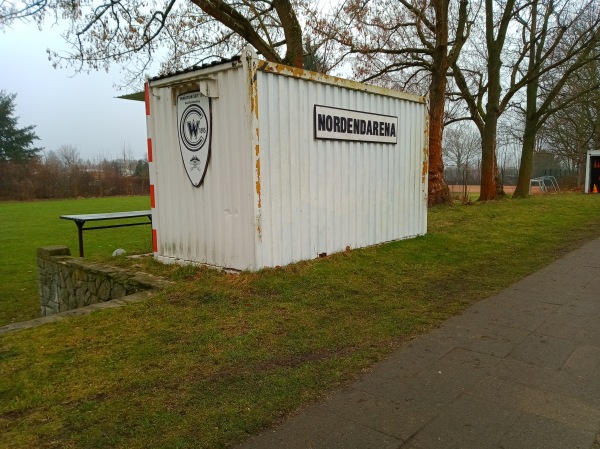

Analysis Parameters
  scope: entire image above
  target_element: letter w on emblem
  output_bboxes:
[187,120,200,139]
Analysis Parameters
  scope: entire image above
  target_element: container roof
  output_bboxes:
[120,53,425,105]
[118,55,241,101]
[149,55,241,82]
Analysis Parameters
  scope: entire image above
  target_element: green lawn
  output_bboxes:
[0,196,152,326]
[1,193,600,448]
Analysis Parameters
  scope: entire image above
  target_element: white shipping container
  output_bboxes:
[144,48,428,271]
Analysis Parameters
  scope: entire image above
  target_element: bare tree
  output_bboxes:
[443,123,480,180]
[450,0,599,200]
[56,144,80,168]
[317,0,472,206]
[512,1,600,197]
[119,141,135,176]
[540,58,600,186]
[450,0,525,200]
[1,0,314,86]
[496,116,522,184]
[55,144,83,195]
[0,0,47,24]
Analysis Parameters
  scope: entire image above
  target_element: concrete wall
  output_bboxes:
[37,246,165,316]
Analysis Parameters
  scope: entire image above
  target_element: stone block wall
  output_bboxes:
[37,246,164,316]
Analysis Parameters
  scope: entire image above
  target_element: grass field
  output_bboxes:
[0,196,152,326]
[1,193,600,448]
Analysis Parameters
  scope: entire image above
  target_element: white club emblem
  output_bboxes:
[177,92,211,187]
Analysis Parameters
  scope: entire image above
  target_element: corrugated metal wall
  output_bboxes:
[148,65,257,269]
[253,68,427,268]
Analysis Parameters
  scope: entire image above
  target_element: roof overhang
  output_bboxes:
[117,91,145,101]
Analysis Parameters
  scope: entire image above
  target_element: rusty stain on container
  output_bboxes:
[255,158,261,208]
[248,57,259,121]
[256,60,425,104]
[248,52,263,242]
[256,218,262,240]
[422,101,430,185]
[258,60,269,72]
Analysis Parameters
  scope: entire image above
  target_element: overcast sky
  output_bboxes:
[0,20,148,161]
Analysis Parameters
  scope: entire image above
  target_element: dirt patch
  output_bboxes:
[448,185,524,195]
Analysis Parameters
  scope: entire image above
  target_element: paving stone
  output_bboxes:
[321,388,433,442]
[460,294,521,317]
[573,314,600,333]
[407,395,520,449]
[507,332,580,370]
[469,375,600,432]
[532,262,572,275]
[556,297,600,318]
[530,266,597,286]
[237,407,402,449]
[582,276,600,292]
[511,275,585,297]
[562,345,600,374]
[353,372,458,413]
[355,348,501,412]
[498,287,577,305]
[496,412,596,449]
[462,299,557,332]
[568,257,600,269]
[536,320,600,345]
[369,337,455,380]
[493,357,600,408]
[424,319,530,358]
[509,277,549,294]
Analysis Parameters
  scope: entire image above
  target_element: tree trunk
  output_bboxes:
[513,3,539,198]
[479,121,498,200]
[273,0,304,68]
[513,120,537,197]
[477,0,515,201]
[193,0,304,68]
[495,156,505,197]
[428,0,452,207]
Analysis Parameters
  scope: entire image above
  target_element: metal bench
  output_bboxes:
[60,210,152,257]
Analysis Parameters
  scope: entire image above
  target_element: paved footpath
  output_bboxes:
[237,238,600,449]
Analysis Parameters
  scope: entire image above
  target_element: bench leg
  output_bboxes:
[76,222,85,257]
